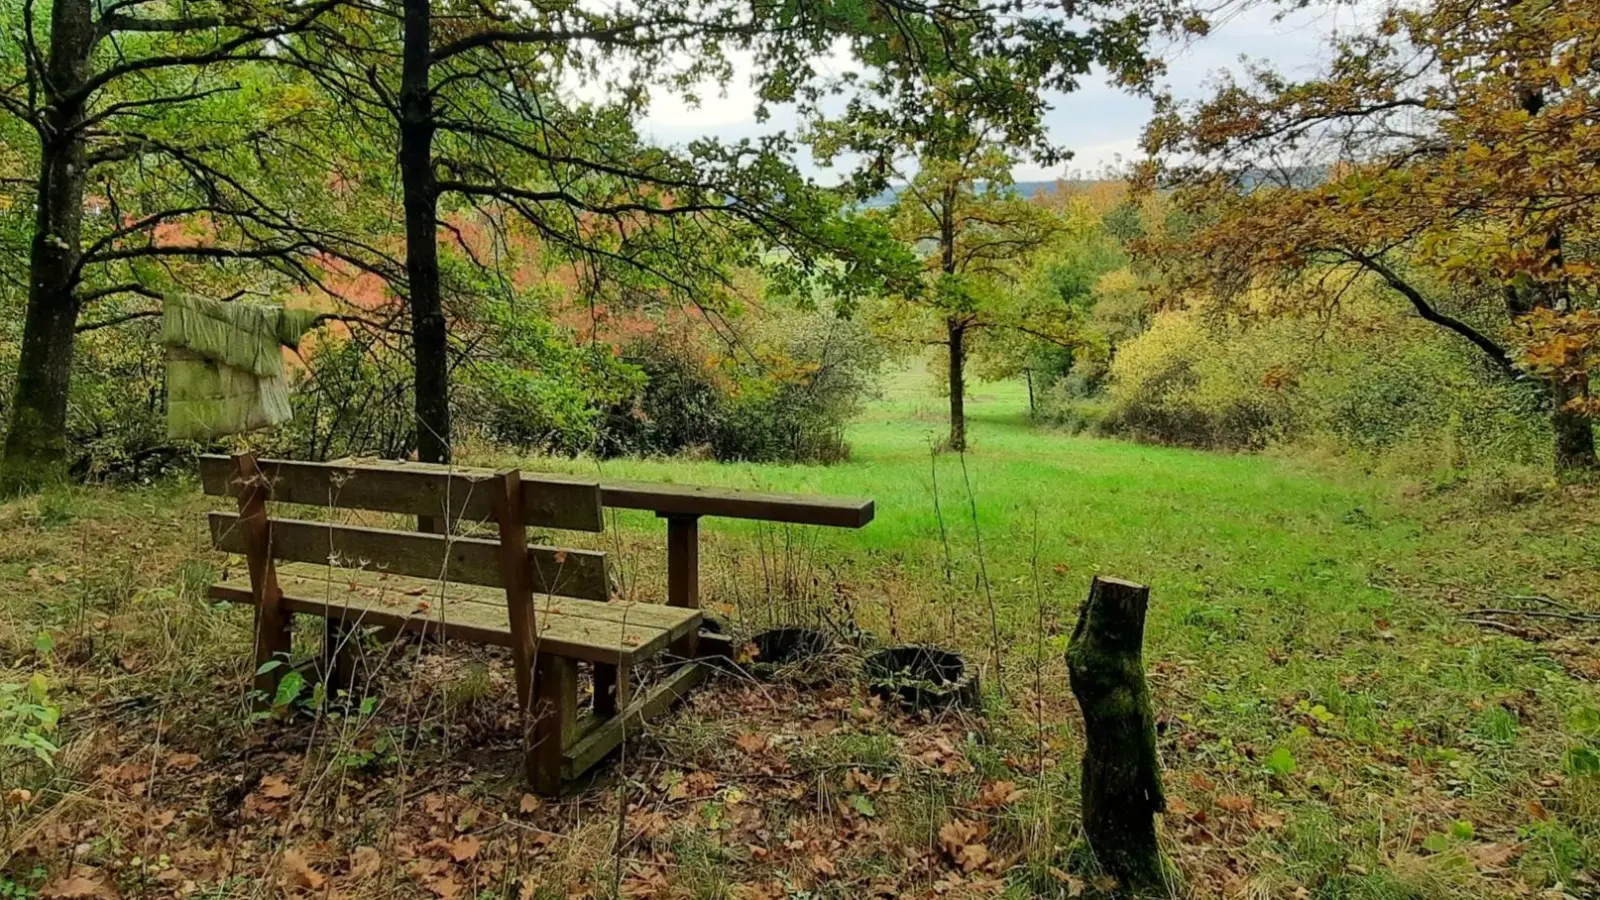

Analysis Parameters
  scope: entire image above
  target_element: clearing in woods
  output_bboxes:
[1,367,1598,898]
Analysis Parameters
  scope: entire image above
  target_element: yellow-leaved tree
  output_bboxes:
[1143,0,1600,471]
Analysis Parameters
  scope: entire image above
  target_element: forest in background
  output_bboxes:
[1,0,1597,490]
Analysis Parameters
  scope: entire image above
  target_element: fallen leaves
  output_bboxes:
[41,875,115,899]
[975,780,1024,808]
[257,774,294,799]
[447,834,481,863]
[937,819,992,873]
[349,845,382,880]
[282,849,326,891]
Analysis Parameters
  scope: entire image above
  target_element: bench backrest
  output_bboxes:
[200,454,609,601]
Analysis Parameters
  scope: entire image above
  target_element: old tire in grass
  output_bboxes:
[863,645,978,711]
[747,627,831,679]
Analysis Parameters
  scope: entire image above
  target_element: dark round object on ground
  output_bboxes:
[863,645,979,710]
[747,627,831,677]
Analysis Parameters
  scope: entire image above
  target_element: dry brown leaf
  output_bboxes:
[41,875,115,899]
[955,842,990,872]
[938,820,979,856]
[448,835,481,863]
[426,872,464,898]
[1048,867,1085,897]
[1214,794,1253,813]
[518,793,541,814]
[349,845,382,880]
[258,774,294,799]
[735,732,769,754]
[166,752,201,770]
[1469,842,1523,871]
[283,849,326,891]
[810,854,837,877]
[975,780,1023,807]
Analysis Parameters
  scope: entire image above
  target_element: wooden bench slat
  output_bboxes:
[270,562,702,632]
[600,480,875,528]
[199,455,605,532]
[208,512,610,600]
[208,577,700,665]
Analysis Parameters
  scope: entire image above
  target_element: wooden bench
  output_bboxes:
[198,453,704,793]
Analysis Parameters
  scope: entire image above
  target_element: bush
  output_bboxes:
[597,311,882,463]
[1094,305,1549,469]
[1099,312,1298,449]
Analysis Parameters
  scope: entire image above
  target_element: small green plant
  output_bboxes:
[1,673,62,765]
[0,866,47,899]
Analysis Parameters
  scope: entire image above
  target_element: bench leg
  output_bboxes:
[322,620,357,695]
[664,515,701,659]
[593,662,631,717]
[530,655,577,795]
[251,607,293,706]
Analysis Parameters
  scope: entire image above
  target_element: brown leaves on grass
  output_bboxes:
[257,774,293,799]
[41,875,116,899]
[938,819,992,873]
[975,780,1024,808]
[165,751,201,770]
[349,845,382,880]
[282,849,326,891]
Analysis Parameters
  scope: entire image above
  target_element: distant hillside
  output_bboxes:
[859,180,1081,208]
[860,167,1328,207]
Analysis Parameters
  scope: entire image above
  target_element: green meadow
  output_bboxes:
[2,365,1597,898]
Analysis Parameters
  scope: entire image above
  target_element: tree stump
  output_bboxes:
[1066,576,1168,894]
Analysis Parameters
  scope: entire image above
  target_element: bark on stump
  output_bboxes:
[1066,576,1168,895]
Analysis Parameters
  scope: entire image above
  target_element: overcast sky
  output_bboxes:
[636,3,1378,183]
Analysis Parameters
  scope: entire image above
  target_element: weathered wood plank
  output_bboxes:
[199,455,605,532]
[208,512,610,600]
[600,480,874,528]
[532,655,578,794]
[209,577,692,665]
[269,562,697,633]
[562,663,707,781]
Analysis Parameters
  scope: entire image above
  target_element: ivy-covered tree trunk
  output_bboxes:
[1,0,94,492]
[1066,576,1168,895]
[399,0,450,466]
[947,318,967,452]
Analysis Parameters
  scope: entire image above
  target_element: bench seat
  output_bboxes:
[209,562,701,666]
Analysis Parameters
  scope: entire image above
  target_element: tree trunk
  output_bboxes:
[1,0,94,492]
[399,0,450,466]
[1066,576,1168,895]
[947,319,966,452]
[1551,374,1596,472]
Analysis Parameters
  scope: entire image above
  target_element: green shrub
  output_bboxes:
[1094,303,1549,470]
[598,311,882,463]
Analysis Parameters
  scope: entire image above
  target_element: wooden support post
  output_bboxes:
[663,514,701,658]
[1066,576,1168,894]
[491,471,536,713]
[592,662,630,717]
[235,453,290,707]
[322,621,356,695]
[531,654,578,795]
